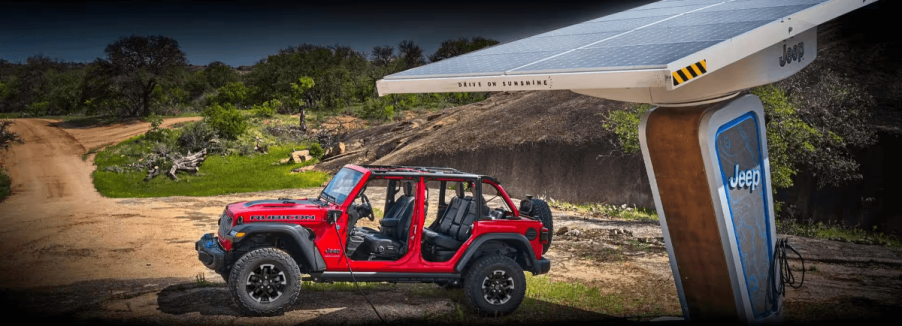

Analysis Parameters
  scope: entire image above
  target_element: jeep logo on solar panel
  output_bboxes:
[779,42,805,67]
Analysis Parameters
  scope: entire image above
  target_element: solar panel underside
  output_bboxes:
[384,0,831,80]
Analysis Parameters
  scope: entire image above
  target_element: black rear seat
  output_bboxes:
[423,184,480,260]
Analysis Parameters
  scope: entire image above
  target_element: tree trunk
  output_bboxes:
[142,80,156,117]
[299,109,306,133]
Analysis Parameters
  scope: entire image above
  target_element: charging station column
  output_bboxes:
[639,94,780,323]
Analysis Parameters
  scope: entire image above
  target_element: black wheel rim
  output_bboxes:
[245,264,287,303]
[481,270,514,305]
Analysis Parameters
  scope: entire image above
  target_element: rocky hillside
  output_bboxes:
[317,91,655,207]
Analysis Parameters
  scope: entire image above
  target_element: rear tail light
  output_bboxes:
[540,227,549,243]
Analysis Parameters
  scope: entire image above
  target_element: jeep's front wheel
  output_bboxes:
[463,255,526,316]
[228,247,301,316]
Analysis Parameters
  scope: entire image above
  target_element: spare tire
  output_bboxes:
[529,199,553,254]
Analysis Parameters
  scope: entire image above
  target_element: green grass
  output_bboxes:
[545,198,658,221]
[82,145,104,161]
[410,273,680,322]
[777,219,902,248]
[301,281,386,292]
[0,168,11,202]
[92,138,331,197]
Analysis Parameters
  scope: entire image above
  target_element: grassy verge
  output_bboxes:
[544,198,658,221]
[777,219,901,248]
[93,139,330,198]
[411,272,680,323]
[0,168,10,202]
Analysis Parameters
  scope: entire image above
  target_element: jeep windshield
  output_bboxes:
[319,168,364,205]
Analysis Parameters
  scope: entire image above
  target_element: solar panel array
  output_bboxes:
[384,0,831,80]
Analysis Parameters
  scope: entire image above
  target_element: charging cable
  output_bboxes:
[771,237,805,313]
[333,223,388,325]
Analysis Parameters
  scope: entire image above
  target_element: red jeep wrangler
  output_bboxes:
[196,165,553,316]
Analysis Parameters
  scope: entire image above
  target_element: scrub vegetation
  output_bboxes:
[0,119,24,201]
[544,197,658,222]
[777,219,902,248]
[0,168,11,202]
[91,114,331,198]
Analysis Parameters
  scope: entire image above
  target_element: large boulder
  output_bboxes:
[291,150,312,163]
[322,142,346,159]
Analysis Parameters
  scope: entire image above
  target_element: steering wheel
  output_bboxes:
[360,194,375,221]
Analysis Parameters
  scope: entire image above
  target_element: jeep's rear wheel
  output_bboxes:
[463,255,525,316]
[229,248,301,316]
[530,199,553,254]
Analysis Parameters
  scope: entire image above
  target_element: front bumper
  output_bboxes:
[195,233,225,273]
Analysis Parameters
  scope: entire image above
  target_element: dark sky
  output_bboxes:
[0,0,655,67]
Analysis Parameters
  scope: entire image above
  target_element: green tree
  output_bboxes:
[101,35,188,116]
[429,36,499,62]
[203,61,239,89]
[398,40,425,70]
[244,44,370,111]
[210,82,252,108]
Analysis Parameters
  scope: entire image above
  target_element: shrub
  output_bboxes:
[0,120,25,152]
[144,114,168,143]
[360,98,394,121]
[252,99,280,118]
[308,142,324,158]
[203,103,247,140]
[179,121,218,152]
[604,104,653,154]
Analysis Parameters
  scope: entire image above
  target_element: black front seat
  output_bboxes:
[363,182,415,259]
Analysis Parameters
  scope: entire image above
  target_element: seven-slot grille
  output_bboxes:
[218,211,233,238]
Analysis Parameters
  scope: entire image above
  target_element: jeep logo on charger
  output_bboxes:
[779,42,804,67]
[728,164,761,191]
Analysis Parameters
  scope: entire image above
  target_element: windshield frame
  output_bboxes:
[319,167,367,206]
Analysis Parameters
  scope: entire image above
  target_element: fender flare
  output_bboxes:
[227,223,326,273]
[454,233,540,274]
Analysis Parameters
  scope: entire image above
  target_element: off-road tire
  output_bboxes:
[530,199,553,254]
[228,247,301,316]
[463,255,526,316]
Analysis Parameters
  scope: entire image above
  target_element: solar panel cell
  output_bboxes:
[654,6,813,27]
[584,22,766,49]
[509,41,718,73]
[473,32,621,56]
[590,4,714,22]
[638,0,728,11]
[708,0,828,11]
[540,16,670,37]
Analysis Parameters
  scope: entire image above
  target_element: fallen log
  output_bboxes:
[167,148,207,181]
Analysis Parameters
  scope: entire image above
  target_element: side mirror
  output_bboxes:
[327,210,342,224]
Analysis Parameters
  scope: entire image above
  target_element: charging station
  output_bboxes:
[640,94,779,322]
[375,0,878,322]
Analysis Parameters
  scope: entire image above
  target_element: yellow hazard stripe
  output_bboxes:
[672,59,708,87]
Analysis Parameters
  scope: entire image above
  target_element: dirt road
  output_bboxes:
[0,117,238,287]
